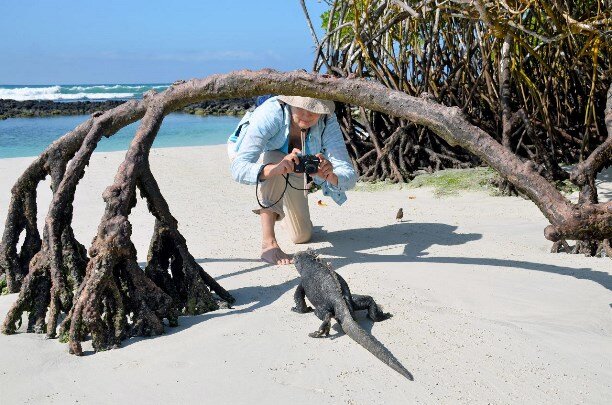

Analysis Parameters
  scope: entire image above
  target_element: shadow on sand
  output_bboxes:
[121,220,609,350]
[313,222,608,292]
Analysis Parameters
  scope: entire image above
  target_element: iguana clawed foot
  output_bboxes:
[368,312,392,322]
[308,324,331,338]
[309,313,332,338]
[291,306,313,314]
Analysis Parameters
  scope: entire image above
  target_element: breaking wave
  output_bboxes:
[0,83,169,101]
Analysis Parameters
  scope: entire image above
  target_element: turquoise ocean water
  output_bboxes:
[0,114,240,159]
[0,83,241,158]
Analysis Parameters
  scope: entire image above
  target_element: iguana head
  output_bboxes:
[293,248,318,275]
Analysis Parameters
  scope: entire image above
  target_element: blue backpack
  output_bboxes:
[255,95,273,106]
[227,96,284,159]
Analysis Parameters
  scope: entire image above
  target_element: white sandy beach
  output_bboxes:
[0,144,610,404]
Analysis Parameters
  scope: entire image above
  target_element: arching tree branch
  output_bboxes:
[1,69,609,355]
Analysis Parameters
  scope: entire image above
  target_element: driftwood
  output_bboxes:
[0,69,610,355]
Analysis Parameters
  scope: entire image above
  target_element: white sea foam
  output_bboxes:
[0,86,62,100]
[40,92,134,101]
[65,84,159,91]
[0,86,134,101]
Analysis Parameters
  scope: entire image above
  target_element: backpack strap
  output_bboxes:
[323,114,328,132]
[278,99,286,123]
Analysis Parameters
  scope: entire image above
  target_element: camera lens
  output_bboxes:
[306,163,318,174]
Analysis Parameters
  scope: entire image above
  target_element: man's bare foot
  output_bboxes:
[261,242,293,265]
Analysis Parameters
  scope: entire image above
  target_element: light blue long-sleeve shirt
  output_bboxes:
[229,96,357,205]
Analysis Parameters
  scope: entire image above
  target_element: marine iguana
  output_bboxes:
[292,249,414,380]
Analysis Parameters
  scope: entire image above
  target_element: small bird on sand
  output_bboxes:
[396,208,403,222]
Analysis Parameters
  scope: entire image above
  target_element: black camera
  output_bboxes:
[294,154,320,175]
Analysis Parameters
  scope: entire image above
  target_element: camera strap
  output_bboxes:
[255,163,285,209]
[301,129,307,197]
[255,164,312,210]
[254,126,315,209]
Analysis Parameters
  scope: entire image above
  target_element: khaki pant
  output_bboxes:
[252,150,313,244]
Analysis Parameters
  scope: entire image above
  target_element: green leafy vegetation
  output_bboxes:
[406,168,498,197]
[354,167,583,197]
[353,179,405,192]
[555,179,580,195]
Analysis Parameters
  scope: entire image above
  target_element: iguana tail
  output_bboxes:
[340,316,414,381]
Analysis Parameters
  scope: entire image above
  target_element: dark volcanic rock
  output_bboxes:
[0,99,126,120]
[0,97,257,120]
[182,97,256,116]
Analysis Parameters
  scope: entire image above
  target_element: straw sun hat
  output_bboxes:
[277,95,335,114]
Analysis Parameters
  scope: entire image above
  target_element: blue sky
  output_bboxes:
[0,0,328,84]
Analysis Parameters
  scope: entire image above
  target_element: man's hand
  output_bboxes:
[261,148,301,179]
[315,153,338,186]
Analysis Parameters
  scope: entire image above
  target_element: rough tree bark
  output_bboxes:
[1,69,610,355]
[1,89,234,355]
